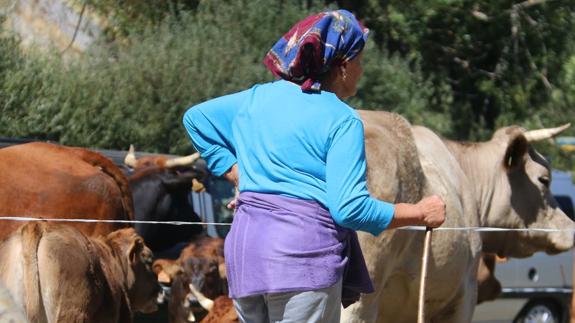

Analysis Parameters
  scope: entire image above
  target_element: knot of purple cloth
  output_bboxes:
[224,191,373,307]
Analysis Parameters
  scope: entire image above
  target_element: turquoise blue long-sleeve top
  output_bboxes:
[183,80,394,236]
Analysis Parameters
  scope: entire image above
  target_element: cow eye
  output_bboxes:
[539,176,550,187]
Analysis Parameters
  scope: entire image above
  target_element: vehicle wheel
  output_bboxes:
[514,300,561,323]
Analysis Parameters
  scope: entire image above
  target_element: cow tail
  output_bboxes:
[71,148,136,222]
[21,222,47,322]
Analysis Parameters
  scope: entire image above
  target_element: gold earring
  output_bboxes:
[343,72,347,81]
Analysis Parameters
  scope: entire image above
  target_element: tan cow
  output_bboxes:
[341,110,574,322]
[0,142,134,239]
[0,222,160,323]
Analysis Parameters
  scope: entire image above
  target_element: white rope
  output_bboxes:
[0,216,232,226]
[0,216,573,231]
[398,226,575,233]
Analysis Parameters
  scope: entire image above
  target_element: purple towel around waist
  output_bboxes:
[224,191,374,307]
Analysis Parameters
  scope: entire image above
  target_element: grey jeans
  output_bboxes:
[233,279,343,323]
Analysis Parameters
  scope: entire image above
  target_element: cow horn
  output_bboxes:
[523,123,571,142]
[157,288,167,304]
[164,152,201,168]
[188,283,214,311]
[187,309,196,322]
[124,145,138,168]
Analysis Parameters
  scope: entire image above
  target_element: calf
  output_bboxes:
[154,236,226,323]
[0,222,160,323]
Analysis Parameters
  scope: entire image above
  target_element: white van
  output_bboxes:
[473,170,575,323]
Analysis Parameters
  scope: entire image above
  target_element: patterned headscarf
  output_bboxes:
[263,10,369,92]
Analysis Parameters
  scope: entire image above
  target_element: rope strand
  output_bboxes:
[0,216,572,232]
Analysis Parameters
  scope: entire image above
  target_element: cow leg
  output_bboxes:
[340,287,381,322]
[428,272,477,323]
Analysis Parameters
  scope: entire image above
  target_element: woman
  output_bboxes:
[184,9,445,323]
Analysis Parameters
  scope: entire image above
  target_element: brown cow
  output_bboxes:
[0,222,160,323]
[154,235,226,323]
[0,142,134,239]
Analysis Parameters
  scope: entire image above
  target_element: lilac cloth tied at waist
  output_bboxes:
[224,191,374,307]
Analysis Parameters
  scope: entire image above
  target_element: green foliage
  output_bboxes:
[538,52,575,172]
[0,0,324,153]
[79,0,201,38]
[337,0,575,141]
[1,0,575,170]
[348,40,452,134]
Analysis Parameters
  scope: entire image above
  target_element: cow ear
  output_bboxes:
[503,132,529,172]
[152,259,183,284]
[129,237,145,263]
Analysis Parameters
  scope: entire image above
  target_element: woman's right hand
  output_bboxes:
[224,164,239,210]
[416,195,446,228]
[388,195,446,229]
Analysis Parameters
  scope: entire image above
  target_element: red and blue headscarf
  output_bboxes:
[263,10,369,92]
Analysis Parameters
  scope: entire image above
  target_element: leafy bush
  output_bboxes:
[2,0,574,172]
[0,1,323,153]
[1,0,444,155]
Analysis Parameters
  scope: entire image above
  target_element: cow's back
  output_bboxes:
[0,142,133,239]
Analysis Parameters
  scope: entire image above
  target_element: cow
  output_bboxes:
[123,145,209,257]
[0,222,160,323]
[0,142,134,239]
[340,110,574,322]
[153,235,226,323]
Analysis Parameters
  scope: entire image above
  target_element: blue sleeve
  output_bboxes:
[183,89,251,176]
[326,117,395,236]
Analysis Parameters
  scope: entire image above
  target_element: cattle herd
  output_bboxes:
[0,110,572,323]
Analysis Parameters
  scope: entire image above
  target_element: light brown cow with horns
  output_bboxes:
[341,110,574,323]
